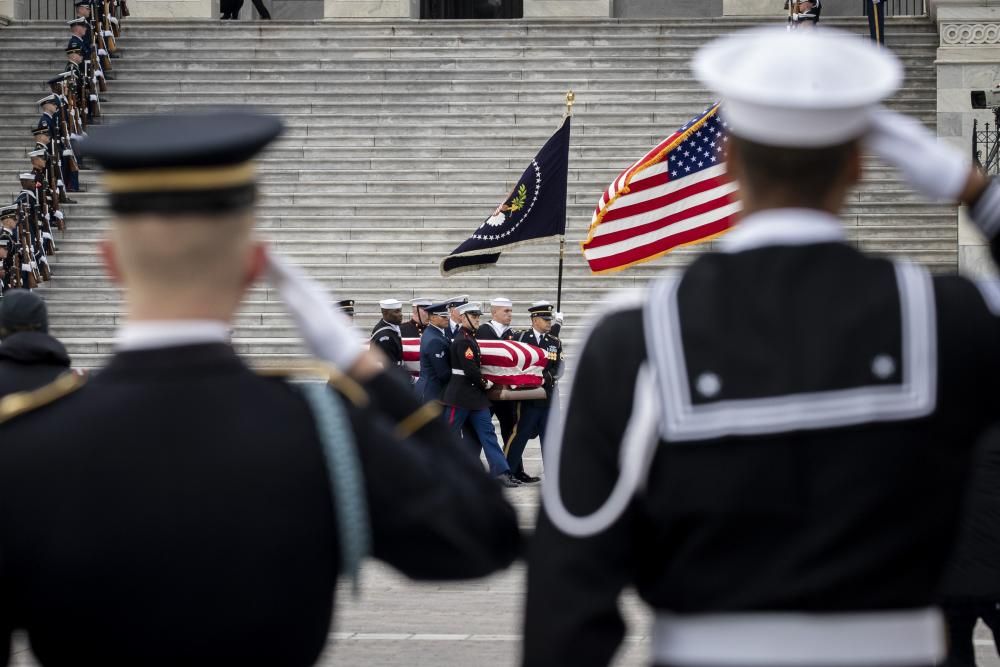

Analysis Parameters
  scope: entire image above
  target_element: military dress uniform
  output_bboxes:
[441,303,516,485]
[398,296,432,339]
[369,299,404,369]
[0,112,520,666]
[476,297,518,449]
[524,29,1000,667]
[505,305,562,482]
[413,301,452,403]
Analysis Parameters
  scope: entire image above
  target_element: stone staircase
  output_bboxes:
[0,17,951,369]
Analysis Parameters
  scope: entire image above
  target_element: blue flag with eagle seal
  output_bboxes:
[440,117,570,276]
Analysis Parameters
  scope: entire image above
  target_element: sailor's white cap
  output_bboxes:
[28,149,47,158]
[410,297,433,307]
[490,297,513,308]
[693,27,902,148]
[18,172,34,180]
[378,299,402,310]
[458,302,483,315]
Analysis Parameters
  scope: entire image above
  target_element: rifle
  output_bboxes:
[15,203,40,288]
[0,235,17,291]
[34,174,59,248]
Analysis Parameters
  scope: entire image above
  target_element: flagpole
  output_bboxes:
[557,90,574,313]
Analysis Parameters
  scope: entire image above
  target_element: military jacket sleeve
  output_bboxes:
[346,371,521,578]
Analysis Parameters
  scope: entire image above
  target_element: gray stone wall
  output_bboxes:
[613,0,722,17]
[933,1,1000,277]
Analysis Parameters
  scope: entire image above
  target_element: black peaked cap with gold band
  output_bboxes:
[78,111,284,215]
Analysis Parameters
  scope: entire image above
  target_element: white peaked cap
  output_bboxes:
[378,299,402,310]
[531,300,552,308]
[490,297,513,308]
[28,149,46,158]
[458,302,483,315]
[410,297,433,307]
[693,27,902,148]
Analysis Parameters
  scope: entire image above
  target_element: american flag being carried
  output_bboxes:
[581,103,742,273]
[402,338,548,386]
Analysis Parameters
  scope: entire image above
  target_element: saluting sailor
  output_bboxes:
[369,298,404,369]
[0,111,520,665]
[524,27,1000,667]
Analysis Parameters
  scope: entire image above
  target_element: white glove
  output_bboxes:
[53,211,64,220]
[865,106,970,202]
[483,379,494,390]
[554,311,564,325]
[264,250,364,371]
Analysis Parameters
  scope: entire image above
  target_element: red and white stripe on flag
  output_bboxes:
[581,103,742,274]
[402,338,548,386]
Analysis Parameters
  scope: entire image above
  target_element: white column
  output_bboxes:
[523,0,611,17]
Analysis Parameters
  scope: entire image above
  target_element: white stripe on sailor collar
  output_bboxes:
[718,208,846,253]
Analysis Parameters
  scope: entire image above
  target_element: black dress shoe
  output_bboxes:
[496,472,522,488]
[514,470,540,485]
[61,197,78,204]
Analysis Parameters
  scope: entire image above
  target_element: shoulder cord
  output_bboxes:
[299,382,371,596]
[540,362,661,538]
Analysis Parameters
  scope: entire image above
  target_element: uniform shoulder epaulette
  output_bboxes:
[256,362,369,408]
[0,371,85,424]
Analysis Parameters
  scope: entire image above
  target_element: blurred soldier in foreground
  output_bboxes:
[939,428,1000,666]
[0,111,519,666]
[0,290,71,397]
[525,28,997,667]
[398,296,432,338]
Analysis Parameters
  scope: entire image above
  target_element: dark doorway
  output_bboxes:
[421,0,522,18]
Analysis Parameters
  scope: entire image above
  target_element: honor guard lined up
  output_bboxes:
[0,111,519,665]
[0,0,126,296]
[525,28,1000,667]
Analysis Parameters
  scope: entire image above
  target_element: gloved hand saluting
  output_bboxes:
[264,249,365,372]
[865,106,970,202]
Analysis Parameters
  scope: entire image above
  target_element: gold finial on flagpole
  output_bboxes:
[565,90,575,118]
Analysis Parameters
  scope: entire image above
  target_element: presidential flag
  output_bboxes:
[581,104,741,274]
[402,338,548,386]
[440,117,571,276]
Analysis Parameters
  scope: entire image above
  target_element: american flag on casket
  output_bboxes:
[402,338,548,386]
